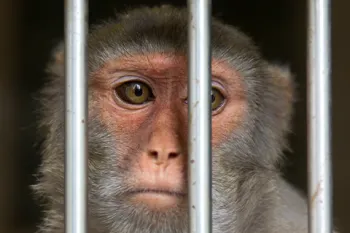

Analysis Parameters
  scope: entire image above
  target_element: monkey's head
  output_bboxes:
[34,5,295,233]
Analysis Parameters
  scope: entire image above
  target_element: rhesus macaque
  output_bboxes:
[33,5,324,233]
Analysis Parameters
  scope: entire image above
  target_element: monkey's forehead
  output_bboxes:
[87,5,262,74]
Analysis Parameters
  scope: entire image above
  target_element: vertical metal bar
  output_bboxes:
[188,0,212,233]
[307,0,333,232]
[65,0,88,233]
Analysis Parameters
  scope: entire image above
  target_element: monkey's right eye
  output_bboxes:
[115,81,155,105]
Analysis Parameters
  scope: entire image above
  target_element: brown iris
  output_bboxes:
[184,87,225,111]
[211,88,225,111]
[115,81,155,105]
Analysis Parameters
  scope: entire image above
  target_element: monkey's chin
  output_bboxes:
[130,191,184,209]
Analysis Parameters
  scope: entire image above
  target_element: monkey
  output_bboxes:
[32,5,327,233]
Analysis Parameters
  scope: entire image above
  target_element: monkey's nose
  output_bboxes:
[147,149,181,164]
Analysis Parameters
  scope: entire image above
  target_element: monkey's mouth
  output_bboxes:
[129,189,186,197]
[127,188,186,208]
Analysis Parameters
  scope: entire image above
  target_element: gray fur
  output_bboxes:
[33,5,318,233]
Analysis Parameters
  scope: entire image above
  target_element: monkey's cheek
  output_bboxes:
[129,192,184,210]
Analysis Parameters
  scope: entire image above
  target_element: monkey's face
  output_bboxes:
[84,53,247,231]
[88,53,246,203]
[36,6,294,233]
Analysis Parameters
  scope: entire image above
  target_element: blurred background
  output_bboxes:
[0,0,349,232]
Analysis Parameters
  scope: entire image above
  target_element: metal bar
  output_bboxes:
[307,0,333,232]
[65,0,88,233]
[188,0,212,233]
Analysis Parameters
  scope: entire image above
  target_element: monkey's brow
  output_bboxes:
[102,55,188,78]
[105,68,187,80]
[106,54,186,70]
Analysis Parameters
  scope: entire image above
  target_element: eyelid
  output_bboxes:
[113,75,150,86]
[211,80,227,98]
[113,75,156,96]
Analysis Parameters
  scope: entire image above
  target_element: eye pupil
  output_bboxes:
[211,93,215,103]
[133,84,143,96]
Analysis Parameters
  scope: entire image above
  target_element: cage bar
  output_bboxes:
[307,0,333,232]
[64,0,88,233]
[188,0,213,233]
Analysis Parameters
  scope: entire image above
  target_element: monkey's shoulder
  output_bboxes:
[273,179,308,233]
[273,179,338,233]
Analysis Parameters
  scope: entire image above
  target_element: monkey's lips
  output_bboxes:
[128,189,186,208]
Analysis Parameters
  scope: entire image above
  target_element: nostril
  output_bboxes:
[168,152,179,159]
[149,150,158,159]
[147,150,180,161]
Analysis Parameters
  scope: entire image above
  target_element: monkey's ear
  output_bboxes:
[266,63,296,139]
[46,42,65,77]
[51,42,64,64]
[37,42,65,140]
[267,63,295,105]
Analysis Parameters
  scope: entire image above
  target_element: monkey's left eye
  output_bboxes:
[211,88,225,111]
[115,81,155,105]
[184,87,225,112]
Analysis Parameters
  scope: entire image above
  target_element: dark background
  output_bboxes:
[0,0,349,232]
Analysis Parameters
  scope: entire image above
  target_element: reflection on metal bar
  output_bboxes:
[188,0,213,233]
[65,0,88,233]
[307,0,333,232]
